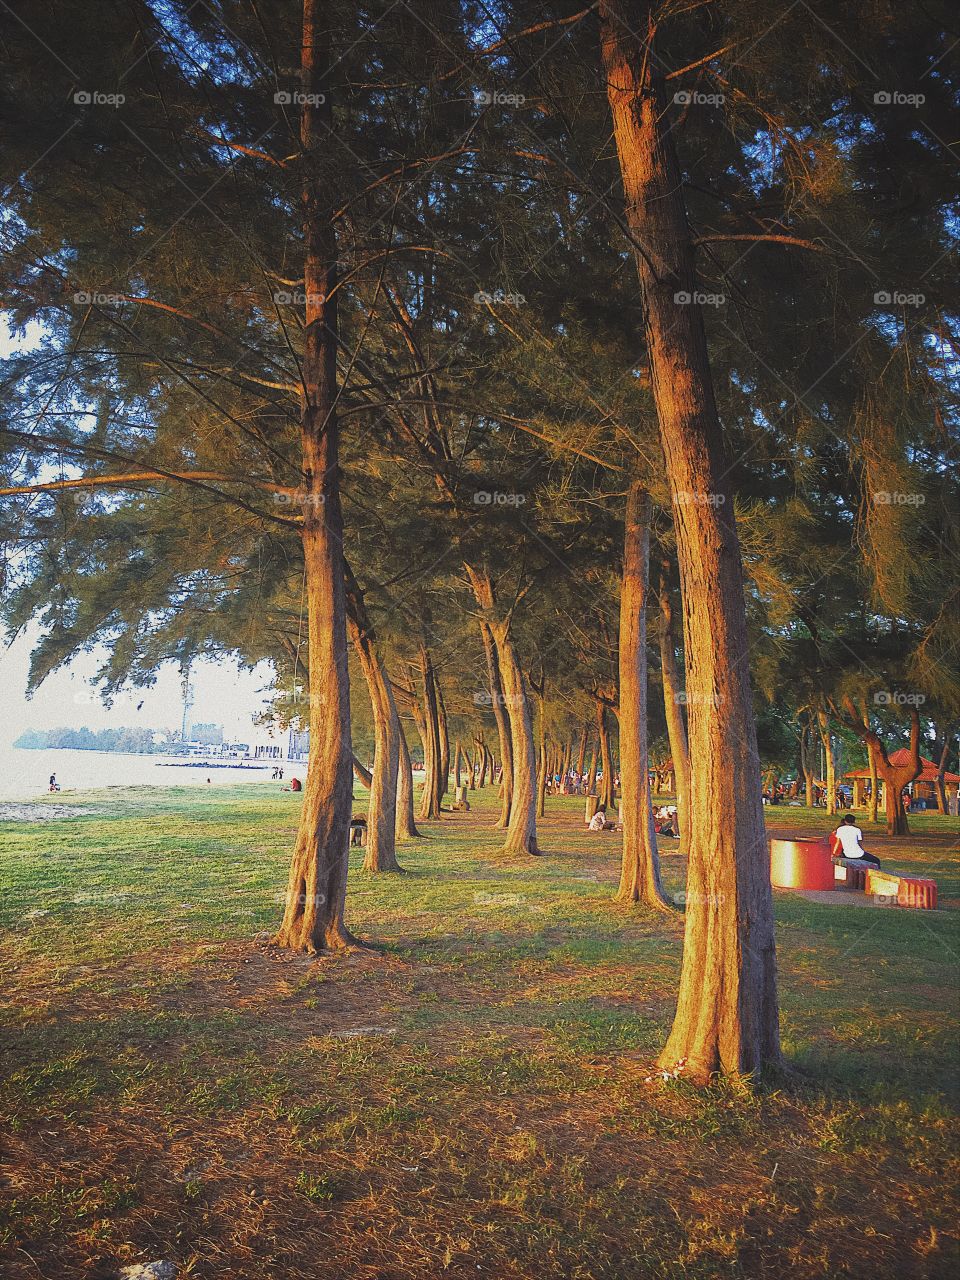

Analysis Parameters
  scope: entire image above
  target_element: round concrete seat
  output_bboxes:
[769,837,835,890]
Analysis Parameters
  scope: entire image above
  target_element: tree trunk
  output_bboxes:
[861,702,879,824]
[467,566,539,855]
[596,700,615,809]
[800,714,817,807]
[453,740,463,791]
[476,735,489,787]
[491,619,540,854]
[618,482,670,908]
[395,717,421,840]
[535,687,547,819]
[352,755,372,788]
[586,741,599,794]
[417,646,442,820]
[600,0,780,1080]
[933,725,954,814]
[349,619,402,873]
[575,726,588,776]
[560,740,572,791]
[817,708,837,817]
[657,576,691,855]
[814,706,839,814]
[481,619,513,828]
[437,679,450,805]
[275,0,356,952]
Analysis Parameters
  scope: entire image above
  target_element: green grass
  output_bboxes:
[0,783,957,1279]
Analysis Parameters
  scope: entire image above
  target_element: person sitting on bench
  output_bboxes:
[830,814,881,868]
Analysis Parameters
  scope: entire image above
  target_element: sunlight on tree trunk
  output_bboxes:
[600,0,780,1081]
[618,481,670,908]
[275,0,356,952]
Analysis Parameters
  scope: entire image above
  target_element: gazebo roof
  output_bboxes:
[845,751,960,784]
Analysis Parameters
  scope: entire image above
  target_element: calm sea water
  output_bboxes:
[0,745,292,801]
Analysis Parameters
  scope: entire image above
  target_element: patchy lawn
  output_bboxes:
[1,785,957,1279]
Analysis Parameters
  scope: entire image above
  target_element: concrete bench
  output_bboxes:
[865,868,938,909]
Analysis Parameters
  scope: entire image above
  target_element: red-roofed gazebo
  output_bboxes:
[845,751,959,811]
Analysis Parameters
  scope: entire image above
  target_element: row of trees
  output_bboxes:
[13,725,158,753]
[1,0,956,1082]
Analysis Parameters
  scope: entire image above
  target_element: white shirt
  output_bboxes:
[588,811,606,831]
[834,824,865,857]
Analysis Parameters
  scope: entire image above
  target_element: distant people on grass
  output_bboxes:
[587,804,614,832]
[48,773,60,792]
[830,814,881,869]
[655,805,678,837]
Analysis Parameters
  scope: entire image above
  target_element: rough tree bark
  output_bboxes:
[800,714,817,807]
[575,726,588,776]
[862,702,880,823]
[437,680,451,804]
[348,622,403,873]
[618,481,671,908]
[352,755,373,788]
[417,645,443,820]
[595,700,615,810]
[480,618,514,828]
[532,674,547,819]
[395,716,421,840]
[586,740,599,794]
[275,0,356,951]
[657,570,691,854]
[816,707,837,816]
[467,566,539,855]
[600,0,780,1080]
[344,568,402,873]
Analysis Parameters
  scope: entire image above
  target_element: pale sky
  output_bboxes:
[0,624,276,748]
